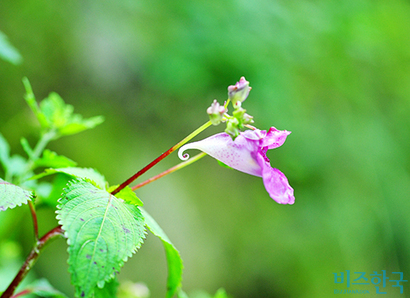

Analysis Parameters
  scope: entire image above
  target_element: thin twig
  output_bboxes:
[1,225,64,298]
[132,152,207,190]
[111,121,212,195]
[28,201,38,242]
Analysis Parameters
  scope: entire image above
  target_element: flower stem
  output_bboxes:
[0,225,64,298]
[10,289,31,298]
[111,120,212,195]
[132,152,207,190]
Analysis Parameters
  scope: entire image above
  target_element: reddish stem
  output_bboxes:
[28,201,38,241]
[110,120,212,196]
[111,145,177,195]
[131,152,207,191]
[10,289,31,298]
[1,225,64,298]
[131,162,176,190]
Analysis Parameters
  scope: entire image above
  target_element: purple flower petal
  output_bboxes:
[178,132,262,176]
[179,127,295,204]
[256,152,294,204]
[260,127,291,149]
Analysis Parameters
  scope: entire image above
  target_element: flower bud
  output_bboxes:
[225,117,240,139]
[207,100,226,125]
[228,77,251,108]
[242,113,254,124]
[233,107,254,126]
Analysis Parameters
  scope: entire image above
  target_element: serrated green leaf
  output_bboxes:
[35,149,77,168]
[56,179,146,298]
[39,92,104,136]
[23,278,69,298]
[0,178,32,211]
[32,167,106,189]
[39,92,71,128]
[107,185,143,206]
[0,30,22,65]
[141,208,183,298]
[21,81,103,135]
[58,115,105,136]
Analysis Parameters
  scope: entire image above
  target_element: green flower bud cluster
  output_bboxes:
[207,100,227,126]
[206,77,254,139]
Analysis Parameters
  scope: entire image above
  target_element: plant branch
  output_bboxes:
[28,201,38,242]
[111,120,212,195]
[1,225,64,298]
[132,152,207,190]
[32,129,57,159]
[21,129,57,182]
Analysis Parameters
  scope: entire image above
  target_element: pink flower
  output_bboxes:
[178,127,295,204]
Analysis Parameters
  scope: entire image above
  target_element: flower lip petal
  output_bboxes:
[256,152,294,204]
[261,127,291,149]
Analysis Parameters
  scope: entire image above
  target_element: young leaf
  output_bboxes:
[39,92,72,129]
[140,208,183,298]
[0,178,32,211]
[22,78,49,128]
[32,167,106,189]
[56,179,146,298]
[35,149,77,168]
[39,92,104,136]
[22,79,104,135]
[0,30,22,65]
[58,115,105,136]
[107,185,143,206]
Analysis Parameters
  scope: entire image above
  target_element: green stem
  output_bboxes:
[132,152,207,190]
[22,129,57,180]
[111,120,212,195]
[224,98,230,109]
[32,129,57,159]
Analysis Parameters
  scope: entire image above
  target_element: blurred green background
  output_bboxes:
[1,0,410,297]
